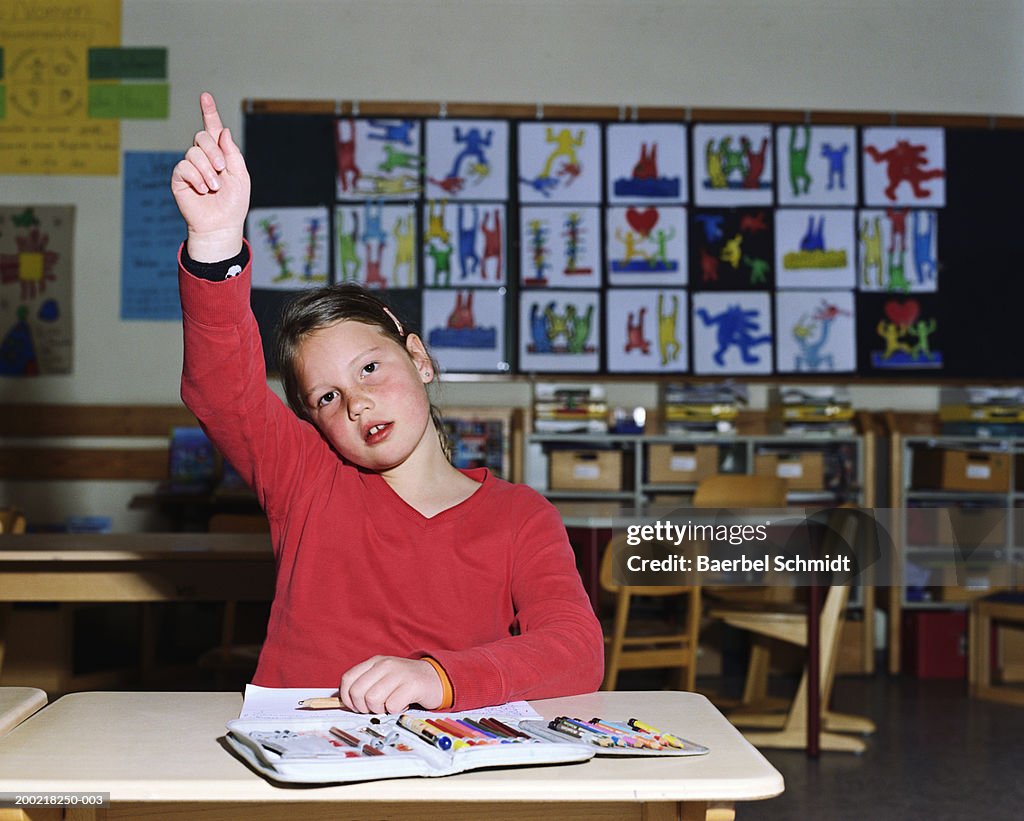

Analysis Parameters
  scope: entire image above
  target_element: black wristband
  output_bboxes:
[181,242,250,281]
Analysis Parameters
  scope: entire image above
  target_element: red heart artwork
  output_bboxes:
[884,299,919,328]
[625,207,658,237]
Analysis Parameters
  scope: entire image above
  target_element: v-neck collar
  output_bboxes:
[359,466,491,528]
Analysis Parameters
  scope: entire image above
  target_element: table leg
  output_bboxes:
[807,582,820,758]
[0,603,10,680]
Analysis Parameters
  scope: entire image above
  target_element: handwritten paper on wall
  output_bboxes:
[0,0,121,174]
[121,151,186,320]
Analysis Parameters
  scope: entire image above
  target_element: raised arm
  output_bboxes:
[170,92,250,262]
[171,94,327,522]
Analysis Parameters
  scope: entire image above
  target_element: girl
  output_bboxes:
[171,93,604,714]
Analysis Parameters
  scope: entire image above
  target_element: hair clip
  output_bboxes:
[381,306,404,336]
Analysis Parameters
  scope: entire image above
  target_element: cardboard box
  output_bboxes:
[647,444,717,485]
[901,611,967,679]
[753,451,824,491]
[911,448,1010,492]
[549,449,623,491]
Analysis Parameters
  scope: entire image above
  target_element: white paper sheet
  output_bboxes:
[239,685,541,722]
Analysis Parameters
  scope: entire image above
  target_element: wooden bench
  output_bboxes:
[0,403,200,483]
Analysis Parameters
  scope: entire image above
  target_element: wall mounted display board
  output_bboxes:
[242,101,1024,380]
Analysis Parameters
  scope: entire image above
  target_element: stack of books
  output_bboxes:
[533,383,609,434]
[770,386,855,436]
[661,382,746,435]
[939,387,1024,437]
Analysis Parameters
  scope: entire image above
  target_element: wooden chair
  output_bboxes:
[711,506,877,753]
[599,533,701,691]
[0,508,27,535]
[693,474,790,709]
[199,514,269,686]
[692,474,789,510]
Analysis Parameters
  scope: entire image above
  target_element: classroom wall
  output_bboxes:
[2,0,1022,528]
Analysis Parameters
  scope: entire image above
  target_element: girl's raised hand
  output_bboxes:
[171,92,250,261]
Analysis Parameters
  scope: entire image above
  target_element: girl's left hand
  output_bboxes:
[338,656,443,714]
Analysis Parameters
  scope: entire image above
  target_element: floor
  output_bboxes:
[723,673,1024,820]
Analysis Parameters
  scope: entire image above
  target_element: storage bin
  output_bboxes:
[901,611,967,679]
[647,444,717,485]
[753,451,824,491]
[911,449,1010,492]
[549,449,624,491]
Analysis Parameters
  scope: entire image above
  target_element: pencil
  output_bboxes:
[297,697,343,709]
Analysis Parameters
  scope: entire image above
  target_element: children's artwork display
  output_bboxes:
[247,206,330,289]
[335,118,423,200]
[861,127,945,207]
[692,124,774,207]
[860,293,943,372]
[517,122,602,204]
[606,123,688,204]
[334,202,419,290]
[775,290,856,374]
[605,206,688,287]
[690,208,773,291]
[243,104,1020,378]
[692,291,773,375]
[606,289,688,373]
[0,205,74,376]
[519,206,601,288]
[424,119,509,201]
[857,209,938,293]
[422,201,506,287]
[422,288,507,373]
[518,290,600,372]
[774,208,856,289]
[775,125,858,206]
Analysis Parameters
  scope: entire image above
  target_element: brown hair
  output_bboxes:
[275,284,450,459]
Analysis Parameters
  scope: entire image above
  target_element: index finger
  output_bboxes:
[199,92,223,140]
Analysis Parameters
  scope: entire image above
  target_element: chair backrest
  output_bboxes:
[692,474,788,509]
[0,508,27,535]
[600,533,693,596]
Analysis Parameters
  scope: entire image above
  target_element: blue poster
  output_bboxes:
[121,151,186,319]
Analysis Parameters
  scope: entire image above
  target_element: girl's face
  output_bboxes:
[295,320,435,472]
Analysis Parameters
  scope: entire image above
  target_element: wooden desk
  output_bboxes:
[0,533,274,604]
[0,686,46,736]
[0,533,274,682]
[0,690,783,820]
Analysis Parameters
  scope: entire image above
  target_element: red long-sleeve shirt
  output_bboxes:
[178,251,604,709]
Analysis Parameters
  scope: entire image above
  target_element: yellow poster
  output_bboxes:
[0,0,121,174]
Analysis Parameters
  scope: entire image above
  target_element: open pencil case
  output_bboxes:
[225,712,707,785]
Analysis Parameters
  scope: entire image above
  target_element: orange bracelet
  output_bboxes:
[421,656,454,709]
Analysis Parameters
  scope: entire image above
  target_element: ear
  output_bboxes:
[404,333,434,383]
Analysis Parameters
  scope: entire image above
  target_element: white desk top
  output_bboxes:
[0,690,783,804]
[0,687,47,737]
